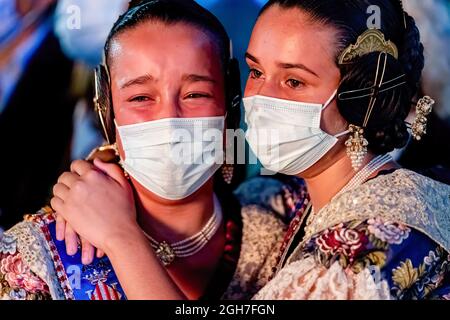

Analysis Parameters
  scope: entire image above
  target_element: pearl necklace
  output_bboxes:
[305,153,393,230]
[337,153,393,197]
[275,154,393,273]
[142,195,223,267]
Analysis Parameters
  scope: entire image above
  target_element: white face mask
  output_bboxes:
[116,116,225,200]
[243,90,348,175]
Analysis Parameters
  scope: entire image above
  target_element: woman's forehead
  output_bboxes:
[248,6,338,71]
[110,22,222,68]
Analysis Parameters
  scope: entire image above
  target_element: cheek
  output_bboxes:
[115,109,155,126]
[320,101,348,135]
[243,78,258,98]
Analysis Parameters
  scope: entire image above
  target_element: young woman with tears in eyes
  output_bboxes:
[7,0,450,300]
[0,0,288,300]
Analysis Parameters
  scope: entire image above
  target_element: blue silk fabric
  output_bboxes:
[47,222,127,300]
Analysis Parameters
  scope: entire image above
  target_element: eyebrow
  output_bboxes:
[182,74,217,84]
[245,52,259,64]
[120,74,154,89]
[278,62,319,78]
[245,52,320,78]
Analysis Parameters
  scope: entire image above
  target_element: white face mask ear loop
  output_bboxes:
[322,89,339,111]
[334,129,351,138]
[323,88,350,139]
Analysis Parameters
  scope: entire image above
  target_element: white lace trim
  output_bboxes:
[253,256,391,300]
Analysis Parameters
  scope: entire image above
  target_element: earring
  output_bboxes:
[411,96,434,141]
[345,124,369,171]
[221,164,234,185]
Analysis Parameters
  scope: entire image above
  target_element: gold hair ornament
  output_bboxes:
[343,52,389,171]
[338,28,398,65]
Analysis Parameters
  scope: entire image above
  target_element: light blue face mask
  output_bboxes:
[243,90,350,176]
[54,0,128,67]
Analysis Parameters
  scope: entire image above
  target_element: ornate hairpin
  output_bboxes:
[344,52,388,170]
[338,28,398,65]
[411,96,435,141]
[337,27,404,170]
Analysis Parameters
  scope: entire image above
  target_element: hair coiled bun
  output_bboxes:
[335,8,425,154]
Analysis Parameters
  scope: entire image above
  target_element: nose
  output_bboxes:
[160,94,182,119]
[245,77,279,99]
[256,80,279,98]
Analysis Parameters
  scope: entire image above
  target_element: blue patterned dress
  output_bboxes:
[254,169,450,300]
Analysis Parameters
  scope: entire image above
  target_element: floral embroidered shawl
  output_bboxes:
[254,169,450,300]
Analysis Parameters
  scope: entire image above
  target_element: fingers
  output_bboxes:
[56,214,97,265]
[57,171,79,188]
[81,238,95,265]
[71,160,95,176]
[53,183,70,202]
[55,214,66,241]
[93,158,129,188]
[65,224,79,256]
[96,249,105,259]
[50,196,64,213]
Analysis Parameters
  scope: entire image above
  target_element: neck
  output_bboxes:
[133,179,215,244]
[303,151,377,212]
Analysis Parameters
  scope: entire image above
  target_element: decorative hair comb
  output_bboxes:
[338,28,399,64]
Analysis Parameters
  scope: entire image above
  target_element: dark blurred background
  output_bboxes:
[1,0,449,233]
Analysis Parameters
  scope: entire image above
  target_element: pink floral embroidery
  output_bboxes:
[316,224,368,260]
[0,253,49,294]
[367,217,411,245]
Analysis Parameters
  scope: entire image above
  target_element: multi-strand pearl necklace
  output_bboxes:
[275,153,394,274]
[305,153,393,230]
[337,153,393,197]
[142,195,223,266]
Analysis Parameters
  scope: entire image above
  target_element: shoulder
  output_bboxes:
[288,217,450,299]
[240,204,287,256]
[223,175,308,300]
[223,204,288,300]
[310,169,450,251]
[234,175,307,221]
[0,207,64,300]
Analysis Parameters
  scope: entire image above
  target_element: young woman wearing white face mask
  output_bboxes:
[13,0,450,300]
[0,0,287,300]
[244,0,450,300]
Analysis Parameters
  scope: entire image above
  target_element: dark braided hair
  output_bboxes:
[260,0,425,154]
